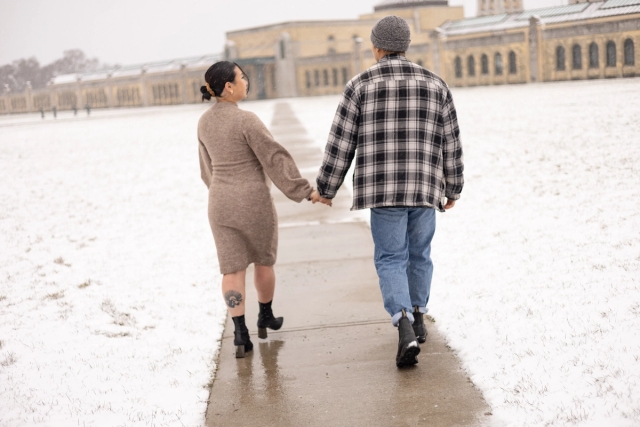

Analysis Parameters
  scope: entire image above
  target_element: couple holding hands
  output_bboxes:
[197,16,464,368]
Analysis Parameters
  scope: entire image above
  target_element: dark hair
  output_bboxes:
[200,61,250,101]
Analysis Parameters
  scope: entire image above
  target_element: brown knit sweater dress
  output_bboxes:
[198,102,313,274]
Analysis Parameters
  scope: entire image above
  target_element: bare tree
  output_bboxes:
[0,49,113,92]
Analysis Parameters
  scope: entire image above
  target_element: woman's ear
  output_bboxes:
[224,81,234,95]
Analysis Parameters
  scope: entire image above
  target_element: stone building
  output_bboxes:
[227,0,639,91]
[477,0,524,16]
[0,54,221,115]
[1,0,639,114]
[442,0,639,87]
[226,0,464,98]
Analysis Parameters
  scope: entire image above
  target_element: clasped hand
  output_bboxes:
[309,190,332,207]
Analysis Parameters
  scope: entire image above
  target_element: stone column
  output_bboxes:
[528,16,542,83]
[47,80,56,111]
[180,62,188,104]
[141,67,149,107]
[255,63,267,100]
[76,76,84,110]
[26,81,33,113]
[225,41,238,61]
[431,29,444,77]
[105,73,113,108]
[4,84,12,114]
[477,0,487,16]
[275,32,297,98]
[353,37,364,75]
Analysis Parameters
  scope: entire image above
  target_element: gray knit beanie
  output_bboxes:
[370,16,411,52]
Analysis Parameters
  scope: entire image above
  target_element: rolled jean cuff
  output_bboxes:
[417,306,429,314]
[392,311,415,327]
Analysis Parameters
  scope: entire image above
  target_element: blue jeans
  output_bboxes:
[370,207,436,326]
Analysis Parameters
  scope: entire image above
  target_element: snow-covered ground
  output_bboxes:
[2,77,640,426]
[0,102,274,426]
[430,79,640,427]
[292,79,640,426]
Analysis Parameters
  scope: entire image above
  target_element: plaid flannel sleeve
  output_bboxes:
[316,83,360,199]
[441,88,464,200]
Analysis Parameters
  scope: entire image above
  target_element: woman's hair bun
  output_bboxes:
[200,85,212,101]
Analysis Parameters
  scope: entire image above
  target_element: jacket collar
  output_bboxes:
[379,54,407,63]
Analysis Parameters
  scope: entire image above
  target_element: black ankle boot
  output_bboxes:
[412,306,427,343]
[396,309,420,368]
[232,315,253,358]
[257,300,283,339]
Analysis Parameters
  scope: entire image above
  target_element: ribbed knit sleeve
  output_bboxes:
[198,136,213,188]
[242,112,313,203]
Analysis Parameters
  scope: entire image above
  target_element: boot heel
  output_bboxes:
[235,345,246,358]
[257,301,283,339]
[232,315,252,358]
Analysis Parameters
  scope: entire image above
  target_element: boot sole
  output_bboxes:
[396,341,421,368]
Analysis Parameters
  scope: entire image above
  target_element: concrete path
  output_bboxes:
[205,103,493,427]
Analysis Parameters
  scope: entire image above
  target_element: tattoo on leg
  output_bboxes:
[224,290,243,308]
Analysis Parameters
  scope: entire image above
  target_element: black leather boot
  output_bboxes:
[412,306,428,343]
[396,309,420,368]
[257,300,283,339]
[232,315,253,358]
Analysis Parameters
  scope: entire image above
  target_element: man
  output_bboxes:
[316,16,464,368]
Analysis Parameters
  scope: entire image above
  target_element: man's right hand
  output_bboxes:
[444,198,456,210]
[310,190,332,207]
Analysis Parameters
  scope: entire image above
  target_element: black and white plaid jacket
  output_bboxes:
[316,54,464,211]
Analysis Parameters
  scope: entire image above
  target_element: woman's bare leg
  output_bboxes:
[254,264,275,304]
[254,264,281,338]
[222,270,247,317]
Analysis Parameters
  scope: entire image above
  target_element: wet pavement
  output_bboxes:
[205,103,494,427]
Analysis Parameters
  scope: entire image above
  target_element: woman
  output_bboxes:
[198,61,325,358]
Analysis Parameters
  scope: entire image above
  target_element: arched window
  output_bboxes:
[455,56,462,78]
[509,51,517,74]
[328,35,336,55]
[606,41,616,67]
[572,44,582,70]
[481,54,489,75]
[624,38,635,66]
[556,46,566,71]
[589,43,599,68]
[332,68,339,86]
[279,40,286,59]
[495,53,503,75]
[314,70,320,86]
[467,55,476,77]
[323,69,329,86]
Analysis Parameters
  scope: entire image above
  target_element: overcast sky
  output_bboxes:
[0,0,565,67]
